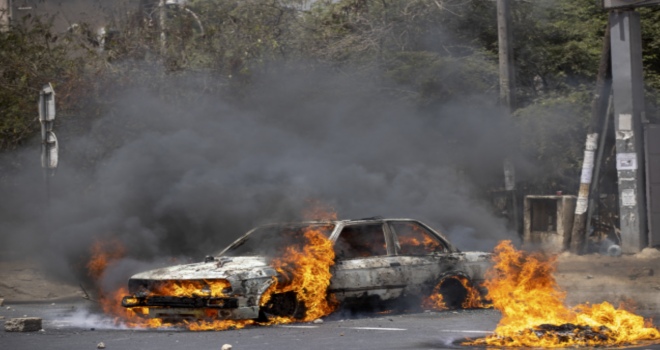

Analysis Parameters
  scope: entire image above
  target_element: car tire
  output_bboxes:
[437,277,469,309]
[258,291,306,321]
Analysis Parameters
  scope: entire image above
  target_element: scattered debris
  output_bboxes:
[313,319,323,324]
[0,299,3,306]
[221,345,232,350]
[4,317,43,332]
[634,248,660,259]
[533,323,612,343]
[39,329,45,332]
[587,275,594,279]
[340,333,344,336]
[389,318,393,321]
[6,307,10,310]
[80,284,97,302]
[97,342,105,349]
[629,267,654,279]
[51,303,55,306]
[0,316,5,319]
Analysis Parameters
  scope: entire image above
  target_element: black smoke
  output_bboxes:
[0,66,519,289]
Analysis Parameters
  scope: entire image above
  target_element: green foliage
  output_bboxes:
[0,15,84,150]
[1,0,659,193]
[514,90,592,192]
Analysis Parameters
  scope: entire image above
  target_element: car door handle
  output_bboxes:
[390,262,401,267]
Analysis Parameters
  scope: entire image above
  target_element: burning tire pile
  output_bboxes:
[464,241,660,347]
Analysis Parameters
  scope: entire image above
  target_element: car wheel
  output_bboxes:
[437,277,469,309]
[258,291,307,321]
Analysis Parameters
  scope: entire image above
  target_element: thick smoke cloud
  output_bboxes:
[0,67,518,286]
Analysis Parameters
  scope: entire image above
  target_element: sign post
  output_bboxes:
[39,83,58,206]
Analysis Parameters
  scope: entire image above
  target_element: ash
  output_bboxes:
[532,323,612,343]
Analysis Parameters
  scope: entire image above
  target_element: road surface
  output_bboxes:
[1,299,659,350]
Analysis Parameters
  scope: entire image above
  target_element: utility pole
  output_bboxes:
[570,18,612,254]
[159,0,166,53]
[497,0,519,233]
[497,0,516,113]
[610,11,647,253]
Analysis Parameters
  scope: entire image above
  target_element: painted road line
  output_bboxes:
[349,327,406,331]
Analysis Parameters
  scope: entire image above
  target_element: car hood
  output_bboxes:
[130,256,277,281]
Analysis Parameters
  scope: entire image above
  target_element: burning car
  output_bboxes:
[121,218,492,322]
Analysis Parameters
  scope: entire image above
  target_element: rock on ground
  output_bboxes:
[221,344,232,350]
[4,318,42,332]
[97,342,105,349]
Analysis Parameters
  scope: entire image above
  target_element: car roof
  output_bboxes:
[257,218,423,225]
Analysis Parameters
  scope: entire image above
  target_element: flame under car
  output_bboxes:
[122,218,492,321]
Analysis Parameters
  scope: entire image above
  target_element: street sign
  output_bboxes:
[39,83,56,123]
[601,0,660,9]
[39,83,57,179]
[41,131,58,170]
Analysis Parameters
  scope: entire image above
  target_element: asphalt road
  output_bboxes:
[1,300,660,350]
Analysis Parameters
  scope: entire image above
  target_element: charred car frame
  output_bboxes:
[122,218,492,321]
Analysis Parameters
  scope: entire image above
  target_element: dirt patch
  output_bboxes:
[556,248,660,311]
[0,260,81,301]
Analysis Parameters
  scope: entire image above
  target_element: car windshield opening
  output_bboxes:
[221,224,335,257]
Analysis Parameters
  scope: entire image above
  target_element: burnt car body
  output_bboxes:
[122,218,492,320]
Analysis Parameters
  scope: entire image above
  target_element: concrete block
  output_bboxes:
[4,318,42,332]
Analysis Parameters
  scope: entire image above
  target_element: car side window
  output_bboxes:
[390,222,446,255]
[334,224,388,260]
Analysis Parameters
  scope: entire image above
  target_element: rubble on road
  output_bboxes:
[635,248,660,259]
[313,319,323,324]
[4,317,42,332]
[221,344,232,350]
[97,342,105,349]
[0,298,3,306]
[533,323,612,343]
[629,267,654,278]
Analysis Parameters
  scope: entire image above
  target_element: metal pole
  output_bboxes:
[584,92,614,252]
[570,18,612,253]
[497,0,516,113]
[497,0,519,234]
[610,10,647,252]
[159,0,166,53]
[39,91,50,208]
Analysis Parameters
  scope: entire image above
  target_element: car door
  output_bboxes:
[387,220,454,296]
[329,222,407,304]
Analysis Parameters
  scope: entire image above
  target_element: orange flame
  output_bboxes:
[465,241,660,347]
[421,276,488,311]
[89,200,339,331]
[86,239,125,280]
[260,224,339,323]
